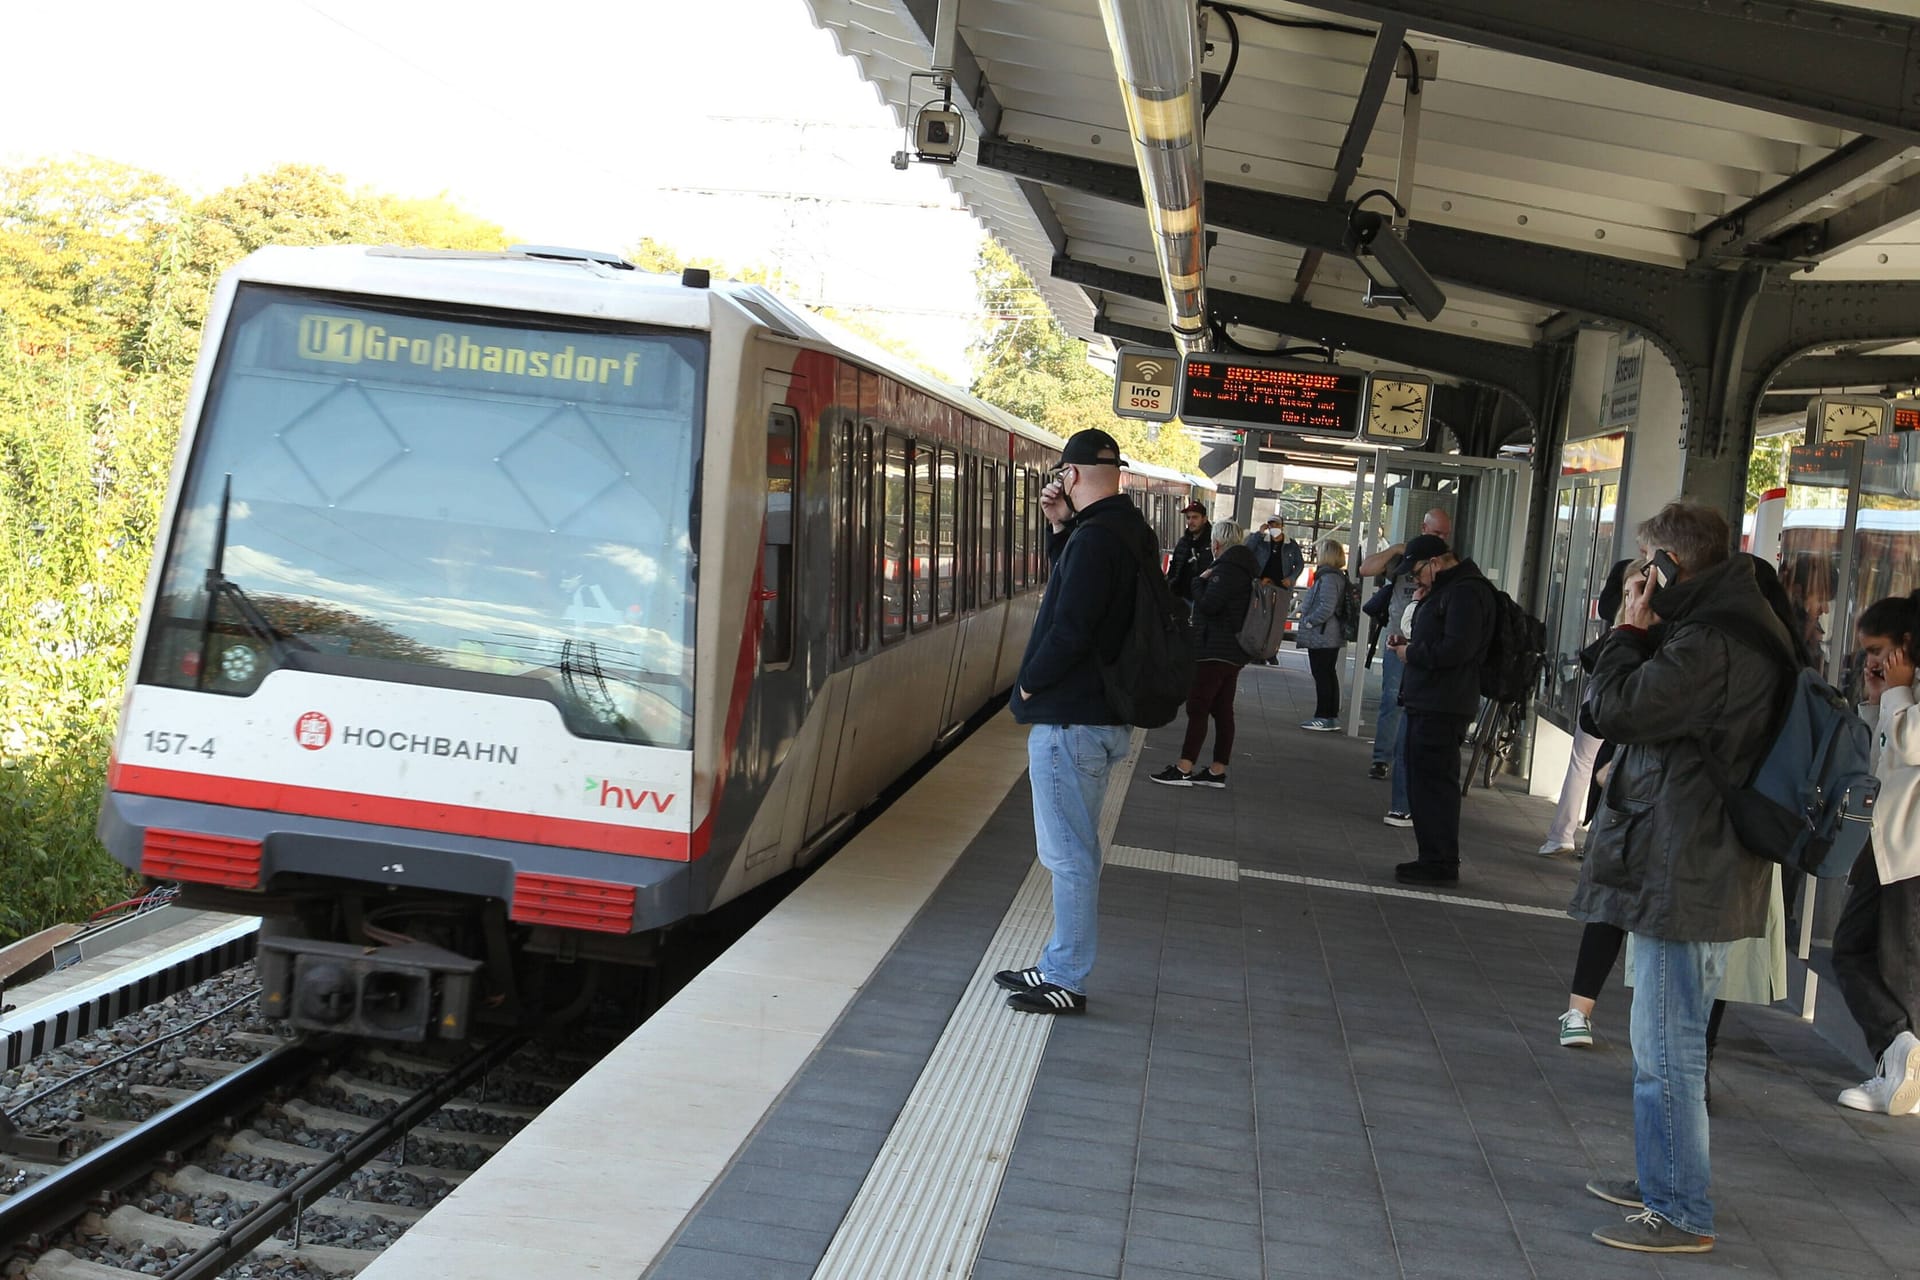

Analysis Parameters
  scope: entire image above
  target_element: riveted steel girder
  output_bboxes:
[1769,354,1920,390]
[1738,279,1920,427]
[1696,138,1912,259]
[1291,0,1920,145]
[1057,254,1551,430]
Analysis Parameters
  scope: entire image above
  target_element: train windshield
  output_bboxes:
[139,286,706,749]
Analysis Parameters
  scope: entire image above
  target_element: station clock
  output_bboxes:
[1808,395,1894,444]
[1361,371,1434,446]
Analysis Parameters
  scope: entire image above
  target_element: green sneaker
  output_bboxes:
[1592,1209,1712,1253]
[1558,1009,1594,1048]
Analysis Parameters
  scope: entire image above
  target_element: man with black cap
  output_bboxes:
[1166,500,1213,601]
[1384,533,1495,884]
[996,428,1147,1015]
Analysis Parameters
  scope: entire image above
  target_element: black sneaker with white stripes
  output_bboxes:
[1006,982,1087,1015]
[993,966,1045,992]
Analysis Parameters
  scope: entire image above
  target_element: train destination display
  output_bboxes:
[1178,355,1366,437]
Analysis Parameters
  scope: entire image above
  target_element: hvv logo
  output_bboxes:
[585,777,676,815]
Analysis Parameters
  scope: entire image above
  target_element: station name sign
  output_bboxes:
[1177,354,1366,437]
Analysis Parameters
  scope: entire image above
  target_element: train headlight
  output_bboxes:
[218,642,259,685]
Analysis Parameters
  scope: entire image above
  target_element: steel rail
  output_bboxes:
[162,1033,527,1279]
[0,1039,327,1250]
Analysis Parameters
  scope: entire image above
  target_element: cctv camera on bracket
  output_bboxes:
[892,74,967,169]
[1344,192,1446,323]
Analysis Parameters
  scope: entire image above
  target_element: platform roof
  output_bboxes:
[802,0,1920,404]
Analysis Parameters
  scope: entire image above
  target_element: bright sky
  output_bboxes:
[0,0,988,378]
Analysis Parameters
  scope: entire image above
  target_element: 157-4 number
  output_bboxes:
[144,731,215,759]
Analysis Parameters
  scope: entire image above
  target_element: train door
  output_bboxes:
[752,380,814,867]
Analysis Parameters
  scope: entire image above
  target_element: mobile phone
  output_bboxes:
[1652,550,1679,589]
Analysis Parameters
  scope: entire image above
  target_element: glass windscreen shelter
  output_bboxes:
[1781,432,1920,979]
[1539,433,1627,732]
[1343,451,1532,737]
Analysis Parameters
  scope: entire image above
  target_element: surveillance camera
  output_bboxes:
[1346,209,1446,322]
[914,106,964,163]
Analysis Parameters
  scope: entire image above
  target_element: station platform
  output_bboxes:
[361,652,1920,1280]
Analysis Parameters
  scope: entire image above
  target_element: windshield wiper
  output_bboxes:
[198,473,314,686]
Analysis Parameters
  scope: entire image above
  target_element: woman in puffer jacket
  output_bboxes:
[1296,538,1349,731]
[1147,520,1254,789]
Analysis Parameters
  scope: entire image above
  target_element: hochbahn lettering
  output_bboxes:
[341,727,518,764]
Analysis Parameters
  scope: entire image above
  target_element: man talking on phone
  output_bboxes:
[997,429,1144,1016]
[1568,500,1787,1255]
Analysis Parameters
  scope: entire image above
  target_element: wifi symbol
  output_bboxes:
[1135,359,1164,381]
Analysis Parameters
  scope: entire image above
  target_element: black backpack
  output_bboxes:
[1478,583,1546,705]
[1082,511,1194,728]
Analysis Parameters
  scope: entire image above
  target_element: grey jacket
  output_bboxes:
[1568,554,1789,943]
[1295,568,1346,649]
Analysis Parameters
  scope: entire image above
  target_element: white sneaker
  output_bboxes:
[1558,1008,1594,1048]
[1839,1072,1898,1113]
[1885,1031,1920,1116]
[1537,839,1575,857]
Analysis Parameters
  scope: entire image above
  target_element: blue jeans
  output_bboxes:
[1629,934,1729,1236]
[1372,647,1404,764]
[1028,723,1131,994]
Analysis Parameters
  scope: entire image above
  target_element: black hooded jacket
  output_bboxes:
[1192,543,1258,664]
[1568,553,1790,942]
[1400,559,1496,719]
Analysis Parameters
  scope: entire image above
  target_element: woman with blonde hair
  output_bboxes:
[1296,537,1350,732]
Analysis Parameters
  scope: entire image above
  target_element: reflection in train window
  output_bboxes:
[881,433,908,643]
[140,286,705,748]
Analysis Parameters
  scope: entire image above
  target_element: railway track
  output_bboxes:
[2,1019,583,1278]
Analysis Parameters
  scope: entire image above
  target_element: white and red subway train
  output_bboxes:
[97,244,1211,1040]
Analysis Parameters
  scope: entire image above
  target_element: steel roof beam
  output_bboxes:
[1288,0,1920,145]
[1058,253,1549,420]
[1768,354,1920,390]
[982,136,1722,358]
[1786,168,1920,261]
[1695,137,1913,259]
[1292,20,1407,303]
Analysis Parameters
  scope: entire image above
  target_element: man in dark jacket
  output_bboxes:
[1166,502,1213,601]
[1385,534,1494,885]
[996,428,1142,1016]
[1569,501,1786,1256]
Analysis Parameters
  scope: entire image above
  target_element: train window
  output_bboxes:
[958,455,974,614]
[936,448,958,621]
[762,406,798,667]
[840,421,873,657]
[1013,469,1029,590]
[880,434,908,643]
[139,287,704,748]
[977,462,995,603]
[911,445,934,630]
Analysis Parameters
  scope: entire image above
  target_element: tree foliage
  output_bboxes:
[968,238,1200,473]
[0,156,512,941]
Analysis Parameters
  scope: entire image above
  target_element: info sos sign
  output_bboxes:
[1112,349,1179,423]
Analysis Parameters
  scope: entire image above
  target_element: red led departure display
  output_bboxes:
[1178,355,1365,437]
[1897,405,1920,433]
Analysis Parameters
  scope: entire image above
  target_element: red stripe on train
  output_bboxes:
[109,762,693,861]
